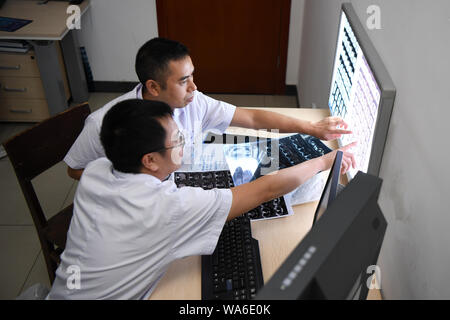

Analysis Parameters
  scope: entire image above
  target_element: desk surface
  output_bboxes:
[0,0,90,40]
[149,107,338,300]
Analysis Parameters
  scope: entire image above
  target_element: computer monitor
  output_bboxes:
[255,171,387,300]
[312,151,343,226]
[328,3,396,179]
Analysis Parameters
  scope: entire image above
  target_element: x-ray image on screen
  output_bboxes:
[328,11,382,179]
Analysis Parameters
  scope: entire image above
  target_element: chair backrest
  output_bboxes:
[5,103,90,181]
[3,103,91,283]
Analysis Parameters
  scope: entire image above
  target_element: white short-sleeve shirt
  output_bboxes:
[64,85,236,170]
[47,158,232,300]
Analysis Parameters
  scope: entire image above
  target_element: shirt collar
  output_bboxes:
[136,83,144,100]
[112,168,164,185]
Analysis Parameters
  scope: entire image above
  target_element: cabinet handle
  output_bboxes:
[0,65,21,70]
[4,86,27,93]
[9,108,32,114]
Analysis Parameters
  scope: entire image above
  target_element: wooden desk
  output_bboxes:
[149,107,338,300]
[0,0,90,40]
[0,0,90,120]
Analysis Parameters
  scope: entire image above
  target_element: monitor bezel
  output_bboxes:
[255,171,387,300]
[311,150,343,226]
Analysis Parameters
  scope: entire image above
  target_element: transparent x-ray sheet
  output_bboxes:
[224,140,329,207]
[223,141,295,220]
[223,141,265,186]
[177,142,230,172]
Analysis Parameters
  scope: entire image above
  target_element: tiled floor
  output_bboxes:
[0,93,298,299]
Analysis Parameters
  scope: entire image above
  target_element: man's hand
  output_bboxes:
[310,116,352,141]
[321,141,358,175]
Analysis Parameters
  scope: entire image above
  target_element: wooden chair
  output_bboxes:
[3,103,91,284]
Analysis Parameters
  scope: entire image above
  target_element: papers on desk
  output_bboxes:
[176,139,327,218]
[285,170,328,206]
[223,140,328,207]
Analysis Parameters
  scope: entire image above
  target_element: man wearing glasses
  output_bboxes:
[64,38,352,180]
[48,99,356,299]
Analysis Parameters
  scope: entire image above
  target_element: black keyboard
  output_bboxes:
[201,215,264,300]
[174,170,290,220]
[173,171,268,300]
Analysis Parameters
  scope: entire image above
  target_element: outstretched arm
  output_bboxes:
[227,142,357,221]
[230,108,352,141]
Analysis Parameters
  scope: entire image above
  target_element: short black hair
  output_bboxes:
[135,37,190,90]
[100,99,174,174]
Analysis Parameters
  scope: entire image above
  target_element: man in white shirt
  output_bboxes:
[65,38,352,180]
[48,99,356,299]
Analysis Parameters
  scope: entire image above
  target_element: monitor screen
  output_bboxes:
[328,3,396,179]
[255,171,387,300]
[312,151,343,225]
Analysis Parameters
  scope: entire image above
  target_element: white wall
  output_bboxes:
[297,0,450,299]
[79,0,159,82]
[297,0,343,108]
[79,0,304,86]
[286,0,305,85]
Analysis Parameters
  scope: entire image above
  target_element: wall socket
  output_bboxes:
[312,103,317,109]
